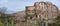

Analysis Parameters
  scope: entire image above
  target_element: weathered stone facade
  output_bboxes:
[26,1,58,24]
[15,1,58,26]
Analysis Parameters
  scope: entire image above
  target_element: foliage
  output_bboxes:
[0,15,17,26]
[0,22,4,26]
[24,13,35,21]
[27,14,35,17]
[56,14,60,26]
[56,15,60,22]
[24,13,35,19]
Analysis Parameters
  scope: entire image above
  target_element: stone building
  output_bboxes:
[26,1,58,24]
[14,1,58,26]
[26,6,36,20]
[14,11,25,22]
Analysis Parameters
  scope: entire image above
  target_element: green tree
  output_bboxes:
[56,15,60,26]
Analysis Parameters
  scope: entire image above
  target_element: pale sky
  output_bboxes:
[0,0,60,14]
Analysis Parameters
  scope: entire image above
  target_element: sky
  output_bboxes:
[0,0,60,14]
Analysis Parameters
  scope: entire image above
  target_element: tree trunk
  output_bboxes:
[12,20,14,26]
[42,22,44,26]
[45,22,48,26]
